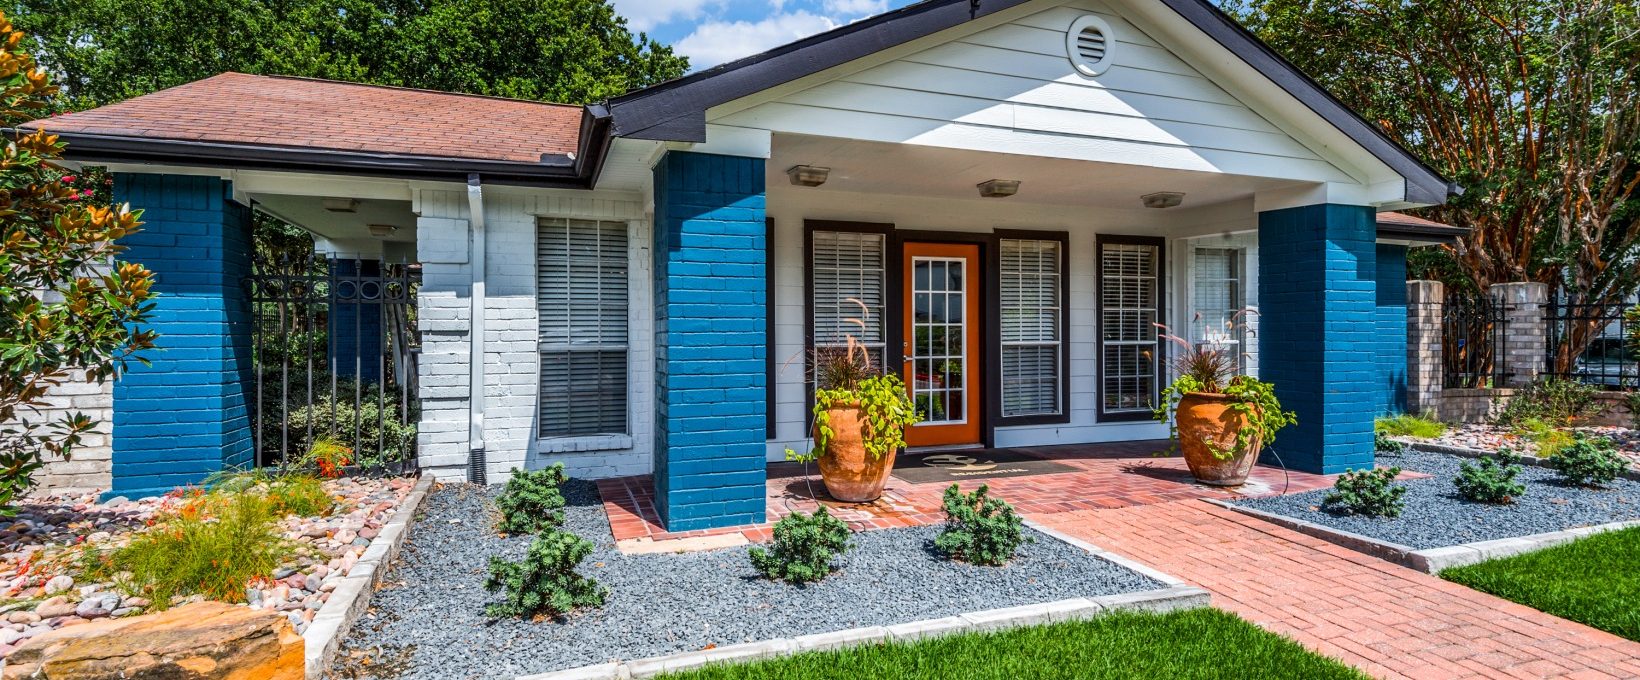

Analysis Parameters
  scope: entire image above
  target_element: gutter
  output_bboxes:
[466,174,488,484]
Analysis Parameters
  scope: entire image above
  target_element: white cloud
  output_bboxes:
[612,0,720,33]
[674,11,839,69]
[822,0,887,14]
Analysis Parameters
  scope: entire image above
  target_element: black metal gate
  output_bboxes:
[1443,296,1508,388]
[1546,301,1638,389]
[248,251,421,470]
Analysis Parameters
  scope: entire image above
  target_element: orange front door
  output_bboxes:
[902,242,982,447]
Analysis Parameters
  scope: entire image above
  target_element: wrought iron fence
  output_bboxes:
[247,253,421,470]
[1442,296,1508,388]
[1545,301,1638,390]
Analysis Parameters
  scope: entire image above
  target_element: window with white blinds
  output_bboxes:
[811,231,887,370]
[1000,238,1062,417]
[1099,239,1161,418]
[1192,248,1246,371]
[538,218,628,437]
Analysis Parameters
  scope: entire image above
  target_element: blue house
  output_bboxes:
[28,0,1460,530]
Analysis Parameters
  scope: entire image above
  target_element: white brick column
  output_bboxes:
[1406,281,1443,416]
[1490,282,1549,388]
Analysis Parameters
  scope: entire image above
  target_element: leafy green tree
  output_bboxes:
[0,12,156,509]
[5,0,688,110]
[1223,0,1640,366]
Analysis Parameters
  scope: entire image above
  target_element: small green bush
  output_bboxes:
[1375,430,1407,454]
[484,528,606,619]
[934,484,1027,566]
[1374,414,1446,439]
[1455,449,1526,504]
[749,507,852,584]
[495,464,569,535]
[83,490,292,608]
[1324,468,1407,518]
[1551,435,1629,488]
[204,470,334,518]
[1497,378,1602,427]
[1512,417,1577,458]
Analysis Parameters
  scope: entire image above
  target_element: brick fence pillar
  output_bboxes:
[1490,282,1548,387]
[1406,281,1444,416]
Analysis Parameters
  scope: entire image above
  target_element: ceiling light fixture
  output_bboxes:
[787,165,830,187]
[321,198,359,213]
[978,179,1021,198]
[367,224,398,238]
[1142,191,1185,209]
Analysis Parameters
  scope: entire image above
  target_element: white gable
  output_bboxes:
[710,0,1361,186]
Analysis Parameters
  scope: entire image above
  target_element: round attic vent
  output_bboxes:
[1066,15,1116,77]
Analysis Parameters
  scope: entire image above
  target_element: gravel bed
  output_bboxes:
[1235,449,1640,549]
[331,480,1162,680]
[1419,423,1640,470]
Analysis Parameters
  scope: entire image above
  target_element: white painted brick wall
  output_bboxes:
[1,370,113,492]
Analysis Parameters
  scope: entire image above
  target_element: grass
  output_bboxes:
[1375,413,1447,439]
[1442,527,1640,642]
[660,609,1368,680]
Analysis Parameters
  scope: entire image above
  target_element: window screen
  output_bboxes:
[811,231,887,370]
[1000,239,1062,417]
[1192,248,1246,371]
[538,218,628,437]
[1100,239,1161,417]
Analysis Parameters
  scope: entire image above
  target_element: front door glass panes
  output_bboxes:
[911,257,967,423]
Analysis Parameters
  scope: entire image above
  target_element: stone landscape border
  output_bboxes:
[1207,498,1640,574]
[513,521,1210,680]
[303,474,434,679]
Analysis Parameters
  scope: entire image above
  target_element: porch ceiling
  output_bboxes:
[771,133,1301,210]
[250,193,417,245]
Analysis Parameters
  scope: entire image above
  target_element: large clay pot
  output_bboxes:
[815,403,899,502]
[1175,392,1262,486]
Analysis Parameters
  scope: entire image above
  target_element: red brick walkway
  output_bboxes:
[1032,499,1640,680]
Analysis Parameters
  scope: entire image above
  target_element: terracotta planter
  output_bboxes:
[815,403,899,502]
[1175,392,1262,487]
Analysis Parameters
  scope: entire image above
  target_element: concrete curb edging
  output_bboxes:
[515,529,1210,680]
[1404,442,1640,482]
[303,474,435,679]
[1208,498,1640,574]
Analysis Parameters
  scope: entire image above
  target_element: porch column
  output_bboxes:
[109,173,256,499]
[328,258,384,383]
[1257,203,1376,474]
[651,151,768,531]
[1375,244,1409,414]
[1406,281,1445,416]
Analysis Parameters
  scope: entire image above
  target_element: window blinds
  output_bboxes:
[1000,239,1062,417]
[1100,241,1160,415]
[811,231,887,369]
[538,218,628,437]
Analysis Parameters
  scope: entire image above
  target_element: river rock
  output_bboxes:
[3,601,303,679]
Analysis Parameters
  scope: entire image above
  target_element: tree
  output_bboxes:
[1224,0,1640,369]
[4,0,688,110]
[0,11,156,509]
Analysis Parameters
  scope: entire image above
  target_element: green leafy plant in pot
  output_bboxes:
[1152,314,1296,486]
[787,301,921,502]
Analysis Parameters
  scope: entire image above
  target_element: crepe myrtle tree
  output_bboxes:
[0,12,156,510]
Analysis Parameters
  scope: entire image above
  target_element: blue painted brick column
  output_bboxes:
[1258,204,1377,474]
[110,173,256,499]
[328,258,383,383]
[651,151,768,531]
[1375,244,1409,415]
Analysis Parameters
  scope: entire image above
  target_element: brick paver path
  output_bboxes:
[1033,499,1640,680]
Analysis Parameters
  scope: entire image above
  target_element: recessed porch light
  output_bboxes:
[787,165,830,187]
[978,179,1020,198]
[322,198,359,213]
[1142,192,1185,209]
[368,224,398,238]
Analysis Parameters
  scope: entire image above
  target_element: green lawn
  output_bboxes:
[661,608,1367,680]
[1442,527,1640,642]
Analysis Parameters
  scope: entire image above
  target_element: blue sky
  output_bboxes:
[612,0,921,70]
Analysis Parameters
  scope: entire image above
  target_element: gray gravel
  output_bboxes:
[331,479,1162,680]
[1235,449,1639,549]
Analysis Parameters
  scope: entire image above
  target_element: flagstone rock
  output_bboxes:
[3,601,303,680]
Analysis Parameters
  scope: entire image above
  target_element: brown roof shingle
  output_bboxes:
[23,73,584,164]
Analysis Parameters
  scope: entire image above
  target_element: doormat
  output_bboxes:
[891,449,1079,484]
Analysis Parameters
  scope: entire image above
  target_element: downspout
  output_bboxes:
[466,174,488,484]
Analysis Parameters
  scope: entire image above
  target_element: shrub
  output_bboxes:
[1455,449,1526,504]
[83,490,291,608]
[1375,430,1407,454]
[207,470,333,517]
[256,374,418,472]
[494,464,569,535]
[1497,378,1601,427]
[1513,418,1577,458]
[1324,468,1408,518]
[749,507,852,584]
[1550,435,1629,488]
[1374,414,1446,439]
[934,484,1027,566]
[483,528,606,619]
